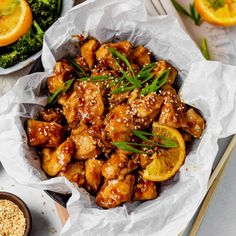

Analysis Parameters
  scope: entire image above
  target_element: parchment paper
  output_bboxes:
[0,0,236,235]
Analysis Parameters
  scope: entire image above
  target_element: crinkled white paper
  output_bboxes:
[0,0,236,235]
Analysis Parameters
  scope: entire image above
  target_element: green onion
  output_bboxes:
[171,0,191,17]
[48,87,62,105]
[200,38,210,60]
[189,4,201,25]
[157,136,178,148]
[140,73,155,84]
[67,58,86,76]
[132,130,153,142]
[207,0,224,9]
[48,78,75,105]
[137,62,157,78]
[77,75,113,82]
[112,142,144,153]
[111,84,135,94]
[109,47,135,78]
[133,130,177,148]
[171,0,201,26]
[62,79,75,95]
[140,69,170,96]
[109,47,141,87]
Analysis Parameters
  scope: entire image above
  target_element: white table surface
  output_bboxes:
[0,1,236,236]
[0,163,62,235]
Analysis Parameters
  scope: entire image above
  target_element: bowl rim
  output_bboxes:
[0,191,32,236]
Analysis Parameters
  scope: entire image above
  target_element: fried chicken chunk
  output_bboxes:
[102,153,129,180]
[58,162,85,186]
[85,159,103,192]
[71,123,102,160]
[42,138,74,176]
[47,60,73,93]
[159,93,187,128]
[81,39,100,69]
[96,41,132,70]
[133,173,158,201]
[39,108,65,124]
[102,153,138,180]
[131,46,151,66]
[96,175,135,208]
[27,119,65,148]
[130,93,164,129]
[74,56,90,73]
[59,82,104,128]
[153,60,177,85]
[105,104,134,142]
[183,108,205,138]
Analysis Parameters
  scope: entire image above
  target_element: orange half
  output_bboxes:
[195,0,236,27]
[0,0,33,46]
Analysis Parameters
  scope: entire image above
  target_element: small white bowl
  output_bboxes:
[0,0,75,75]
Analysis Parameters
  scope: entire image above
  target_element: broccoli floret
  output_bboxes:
[0,21,44,69]
[27,0,62,31]
[0,51,19,68]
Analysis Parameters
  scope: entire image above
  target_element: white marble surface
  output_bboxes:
[0,163,62,236]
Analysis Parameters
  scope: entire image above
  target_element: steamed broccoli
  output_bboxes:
[0,0,62,69]
[0,21,44,69]
[27,0,62,31]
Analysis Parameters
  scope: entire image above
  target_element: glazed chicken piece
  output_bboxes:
[71,122,102,160]
[42,138,74,176]
[96,175,135,208]
[47,60,73,94]
[102,153,128,180]
[159,93,187,129]
[58,162,85,186]
[133,173,158,201]
[59,81,104,128]
[153,60,177,85]
[183,108,205,138]
[160,84,177,96]
[130,93,164,129]
[81,39,100,69]
[96,41,132,70]
[105,104,134,142]
[137,154,153,168]
[27,119,65,148]
[85,159,103,192]
[109,91,130,107]
[131,46,151,66]
[74,56,90,73]
[39,108,65,125]
[102,153,138,180]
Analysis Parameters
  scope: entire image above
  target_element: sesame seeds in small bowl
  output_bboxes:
[0,192,32,236]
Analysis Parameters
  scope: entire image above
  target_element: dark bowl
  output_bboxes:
[0,192,32,236]
[45,190,71,208]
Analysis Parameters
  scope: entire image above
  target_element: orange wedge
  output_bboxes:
[143,123,186,182]
[195,0,236,27]
[0,0,33,46]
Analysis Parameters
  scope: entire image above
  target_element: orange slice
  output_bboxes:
[143,123,186,182]
[0,0,33,46]
[195,0,236,27]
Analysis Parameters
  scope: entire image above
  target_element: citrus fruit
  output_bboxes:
[143,123,186,182]
[0,0,33,46]
[195,0,236,27]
